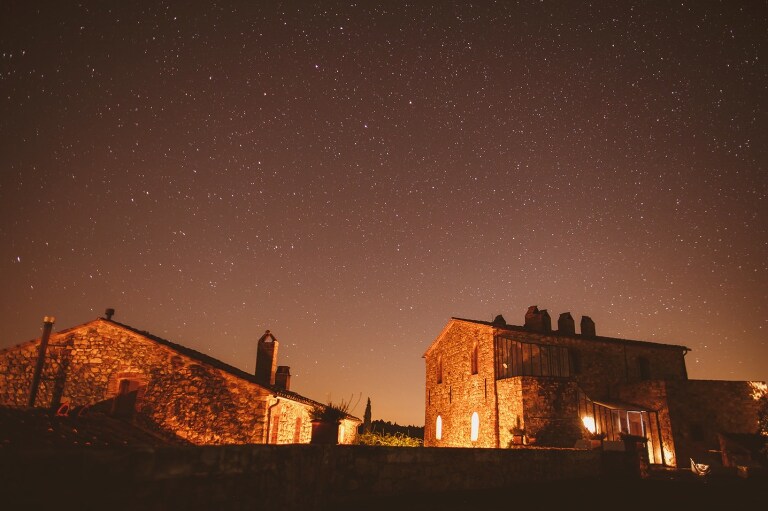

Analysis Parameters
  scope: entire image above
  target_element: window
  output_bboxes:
[436,415,443,440]
[494,337,571,379]
[638,357,651,380]
[112,378,142,418]
[470,412,479,442]
[470,342,479,375]
[270,411,281,444]
[437,355,443,384]
[293,417,302,443]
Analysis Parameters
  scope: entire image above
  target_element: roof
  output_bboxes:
[423,316,691,357]
[0,405,188,448]
[7,317,360,422]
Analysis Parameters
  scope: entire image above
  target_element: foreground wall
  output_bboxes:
[2,444,603,510]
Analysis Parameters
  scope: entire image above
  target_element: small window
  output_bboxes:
[270,411,281,444]
[437,355,443,384]
[470,412,479,442]
[338,424,345,444]
[293,417,302,443]
[638,357,651,380]
[436,415,443,440]
[471,342,479,375]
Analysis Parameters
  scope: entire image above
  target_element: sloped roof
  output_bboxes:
[423,316,691,357]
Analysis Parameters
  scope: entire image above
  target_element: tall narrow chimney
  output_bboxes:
[558,312,575,335]
[524,306,551,333]
[581,316,596,337]
[255,330,279,386]
[104,308,115,320]
[27,316,55,408]
[275,366,291,391]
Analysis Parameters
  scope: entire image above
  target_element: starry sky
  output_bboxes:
[1,1,766,426]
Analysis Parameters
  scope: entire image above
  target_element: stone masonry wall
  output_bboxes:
[521,377,584,448]
[0,319,334,445]
[424,321,497,447]
[2,444,603,510]
[663,379,766,466]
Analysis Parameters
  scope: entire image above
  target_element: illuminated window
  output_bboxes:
[470,412,479,442]
[436,415,443,440]
[471,342,478,375]
[338,424,345,443]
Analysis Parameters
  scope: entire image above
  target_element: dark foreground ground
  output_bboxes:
[2,469,765,511]
[341,470,766,511]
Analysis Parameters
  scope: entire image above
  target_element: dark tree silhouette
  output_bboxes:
[363,397,372,433]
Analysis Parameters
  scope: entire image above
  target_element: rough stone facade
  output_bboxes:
[0,318,359,445]
[2,443,605,510]
[423,307,766,468]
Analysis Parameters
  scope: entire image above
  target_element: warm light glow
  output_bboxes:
[749,381,767,400]
[436,415,443,440]
[338,424,345,443]
[582,416,596,434]
[470,412,479,442]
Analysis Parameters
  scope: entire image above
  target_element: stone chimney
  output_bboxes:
[558,312,575,335]
[255,330,279,386]
[275,366,291,391]
[581,316,596,337]
[524,306,551,333]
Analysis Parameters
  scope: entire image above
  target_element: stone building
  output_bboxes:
[423,306,766,467]
[0,312,359,445]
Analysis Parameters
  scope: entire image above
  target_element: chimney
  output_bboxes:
[275,366,291,391]
[524,306,551,333]
[492,314,506,327]
[27,316,55,407]
[104,308,115,320]
[558,312,575,335]
[255,330,279,386]
[581,316,596,337]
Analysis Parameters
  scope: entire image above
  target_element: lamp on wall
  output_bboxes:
[582,416,596,435]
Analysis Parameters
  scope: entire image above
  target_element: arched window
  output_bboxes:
[471,342,479,375]
[338,423,346,444]
[470,412,479,442]
[436,415,443,440]
[437,355,443,384]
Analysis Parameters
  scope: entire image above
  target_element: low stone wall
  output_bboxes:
[2,445,602,510]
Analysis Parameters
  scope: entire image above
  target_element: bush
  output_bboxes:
[357,431,423,447]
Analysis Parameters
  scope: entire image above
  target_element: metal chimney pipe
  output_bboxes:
[27,316,55,408]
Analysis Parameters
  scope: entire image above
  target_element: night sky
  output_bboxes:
[1,1,766,426]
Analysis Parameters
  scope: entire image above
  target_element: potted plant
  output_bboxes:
[509,416,526,446]
[589,431,606,449]
[309,400,350,445]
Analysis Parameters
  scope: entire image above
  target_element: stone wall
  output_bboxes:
[663,380,766,466]
[424,321,497,447]
[0,320,358,446]
[1,444,603,510]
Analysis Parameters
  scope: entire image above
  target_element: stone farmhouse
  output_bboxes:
[423,306,766,467]
[0,311,360,445]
